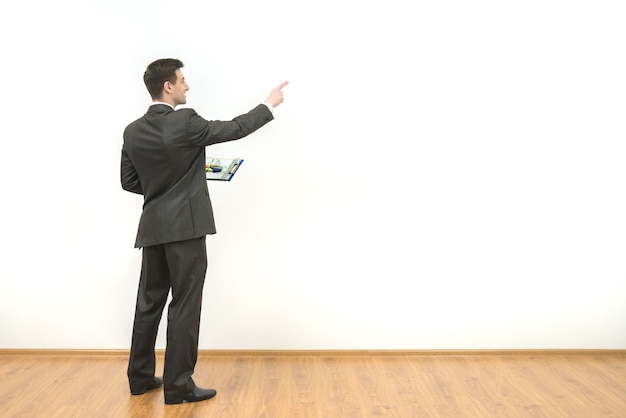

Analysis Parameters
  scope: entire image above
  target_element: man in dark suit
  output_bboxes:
[121,58,287,405]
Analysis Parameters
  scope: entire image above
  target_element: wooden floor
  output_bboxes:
[0,350,625,417]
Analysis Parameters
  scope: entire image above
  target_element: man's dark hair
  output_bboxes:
[143,58,184,100]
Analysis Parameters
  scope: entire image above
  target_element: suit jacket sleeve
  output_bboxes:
[185,104,274,147]
[120,148,143,194]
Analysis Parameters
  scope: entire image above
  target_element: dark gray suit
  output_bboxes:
[121,103,273,398]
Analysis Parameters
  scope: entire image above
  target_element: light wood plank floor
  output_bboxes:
[0,351,625,417]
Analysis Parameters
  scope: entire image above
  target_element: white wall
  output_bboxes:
[1,0,624,349]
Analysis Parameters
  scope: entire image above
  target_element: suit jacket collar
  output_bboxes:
[147,103,175,114]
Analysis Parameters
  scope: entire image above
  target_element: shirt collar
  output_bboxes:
[151,101,175,110]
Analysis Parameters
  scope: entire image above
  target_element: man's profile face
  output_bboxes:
[171,69,190,106]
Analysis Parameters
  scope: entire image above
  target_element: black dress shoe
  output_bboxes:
[130,376,163,395]
[165,386,217,405]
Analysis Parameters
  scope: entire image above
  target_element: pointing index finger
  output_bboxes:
[276,81,289,90]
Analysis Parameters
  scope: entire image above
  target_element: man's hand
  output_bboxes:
[265,81,289,108]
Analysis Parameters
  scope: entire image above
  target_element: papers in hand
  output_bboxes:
[205,157,244,181]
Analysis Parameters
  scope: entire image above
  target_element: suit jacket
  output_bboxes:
[121,103,273,248]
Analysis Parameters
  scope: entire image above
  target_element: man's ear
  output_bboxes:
[163,81,173,94]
